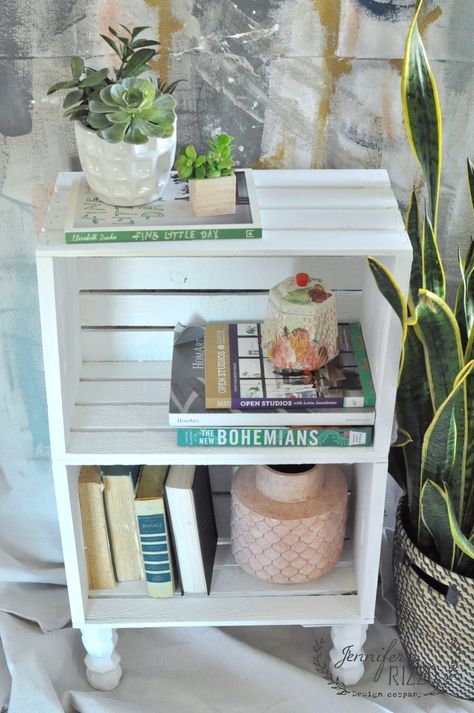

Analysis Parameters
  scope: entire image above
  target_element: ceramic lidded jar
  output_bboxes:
[262,272,338,371]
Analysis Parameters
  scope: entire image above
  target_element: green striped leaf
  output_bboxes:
[396,326,433,544]
[422,216,445,299]
[406,190,423,313]
[420,480,474,571]
[415,290,463,411]
[468,158,474,212]
[401,0,442,232]
[420,361,474,537]
[455,241,474,352]
[367,258,407,339]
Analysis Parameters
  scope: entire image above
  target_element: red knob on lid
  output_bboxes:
[296,272,309,287]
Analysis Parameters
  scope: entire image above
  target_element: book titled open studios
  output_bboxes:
[64,169,262,243]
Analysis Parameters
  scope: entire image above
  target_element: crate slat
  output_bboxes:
[77,256,366,291]
[80,291,361,327]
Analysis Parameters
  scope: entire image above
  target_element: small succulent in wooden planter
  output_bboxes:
[175,134,237,217]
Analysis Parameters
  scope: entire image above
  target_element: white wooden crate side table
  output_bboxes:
[36,169,411,690]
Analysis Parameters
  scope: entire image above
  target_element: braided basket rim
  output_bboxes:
[395,496,474,590]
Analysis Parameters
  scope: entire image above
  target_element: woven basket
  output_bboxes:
[393,497,474,699]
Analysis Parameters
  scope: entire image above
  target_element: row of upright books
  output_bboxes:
[78,464,217,597]
[168,321,376,447]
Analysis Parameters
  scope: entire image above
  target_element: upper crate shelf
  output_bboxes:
[37,169,410,258]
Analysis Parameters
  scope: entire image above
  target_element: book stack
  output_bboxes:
[169,321,376,447]
[78,464,218,598]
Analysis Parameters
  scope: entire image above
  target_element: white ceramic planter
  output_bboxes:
[74,120,177,207]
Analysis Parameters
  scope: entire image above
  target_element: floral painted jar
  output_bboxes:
[262,272,339,371]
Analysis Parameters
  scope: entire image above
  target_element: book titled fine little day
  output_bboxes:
[63,170,261,243]
[177,427,373,447]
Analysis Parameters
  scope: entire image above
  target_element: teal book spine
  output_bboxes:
[136,512,174,597]
[176,427,372,447]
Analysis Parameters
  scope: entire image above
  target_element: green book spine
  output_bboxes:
[176,427,372,447]
[349,323,376,407]
[65,227,262,243]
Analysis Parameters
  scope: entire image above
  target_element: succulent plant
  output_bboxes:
[175,134,236,180]
[88,78,176,144]
[47,25,180,143]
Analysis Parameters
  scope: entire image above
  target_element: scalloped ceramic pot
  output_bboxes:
[74,120,177,207]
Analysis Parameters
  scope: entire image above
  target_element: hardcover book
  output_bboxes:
[169,324,375,426]
[78,466,116,590]
[134,465,174,598]
[63,170,261,243]
[165,465,218,594]
[101,465,144,582]
[205,322,375,410]
[176,426,373,447]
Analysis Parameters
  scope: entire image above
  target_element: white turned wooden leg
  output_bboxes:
[81,627,122,690]
[329,624,368,686]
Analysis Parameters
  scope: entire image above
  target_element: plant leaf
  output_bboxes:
[62,89,83,109]
[406,190,423,315]
[98,121,129,143]
[131,38,160,49]
[47,80,78,95]
[79,68,109,88]
[132,26,151,38]
[87,112,111,130]
[89,99,114,114]
[468,158,474,212]
[124,118,148,144]
[71,57,84,81]
[420,360,474,538]
[120,48,156,78]
[415,289,464,411]
[401,0,442,232]
[100,34,122,58]
[421,481,459,570]
[367,257,408,339]
[422,216,445,299]
[396,326,433,545]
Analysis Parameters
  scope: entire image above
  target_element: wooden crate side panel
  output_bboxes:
[352,462,388,619]
[53,463,88,623]
[36,257,81,454]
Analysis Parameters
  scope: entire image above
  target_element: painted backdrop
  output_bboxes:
[0,0,473,572]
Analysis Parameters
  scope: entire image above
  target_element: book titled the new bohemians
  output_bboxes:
[176,426,373,447]
[168,324,375,427]
[205,322,375,410]
[63,170,261,243]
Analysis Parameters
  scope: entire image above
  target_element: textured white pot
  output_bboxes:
[74,120,177,207]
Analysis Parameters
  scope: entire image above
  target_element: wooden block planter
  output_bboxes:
[393,498,474,699]
[188,174,236,217]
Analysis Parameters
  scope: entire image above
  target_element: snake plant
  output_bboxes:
[368,0,474,576]
[47,25,179,143]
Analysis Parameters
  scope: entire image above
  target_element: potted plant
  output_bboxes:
[175,134,237,217]
[47,25,178,206]
[368,0,474,698]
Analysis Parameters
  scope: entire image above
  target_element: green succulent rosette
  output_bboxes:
[88,77,176,144]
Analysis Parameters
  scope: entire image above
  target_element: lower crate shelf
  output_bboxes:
[82,540,359,628]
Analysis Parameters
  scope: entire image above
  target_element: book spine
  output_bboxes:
[78,467,116,590]
[204,323,232,409]
[65,227,262,243]
[230,396,345,409]
[349,322,376,408]
[176,427,372,447]
[135,501,174,598]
